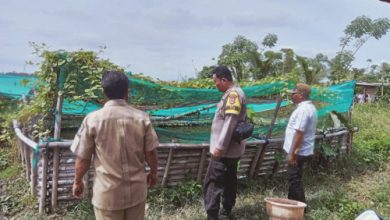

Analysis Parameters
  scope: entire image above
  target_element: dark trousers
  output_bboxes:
[204,157,239,220]
[287,155,311,204]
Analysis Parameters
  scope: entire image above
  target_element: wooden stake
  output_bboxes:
[39,151,48,214]
[197,148,207,183]
[162,148,174,186]
[249,96,282,178]
[52,93,64,209]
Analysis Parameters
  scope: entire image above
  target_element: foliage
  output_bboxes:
[328,16,390,83]
[352,103,390,164]
[211,16,389,84]
[218,35,258,82]
[148,177,202,208]
[310,189,365,219]
[340,16,390,56]
[296,55,327,84]
[0,99,20,149]
[161,77,215,89]
[0,164,35,217]
[261,33,278,49]
[18,46,122,139]
[196,65,215,79]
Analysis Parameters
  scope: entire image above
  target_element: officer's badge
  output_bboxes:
[225,91,241,115]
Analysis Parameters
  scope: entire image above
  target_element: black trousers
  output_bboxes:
[287,155,312,204]
[204,157,239,220]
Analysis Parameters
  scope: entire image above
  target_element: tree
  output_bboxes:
[247,34,281,80]
[248,50,283,80]
[329,51,354,82]
[218,35,258,82]
[261,33,278,51]
[296,56,326,84]
[197,65,215,79]
[340,16,390,56]
[330,16,390,82]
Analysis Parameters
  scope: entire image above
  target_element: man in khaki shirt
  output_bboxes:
[71,71,159,220]
[204,66,247,220]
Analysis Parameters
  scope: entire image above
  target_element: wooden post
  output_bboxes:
[196,148,207,183]
[39,150,48,214]
[249,96,282,178]
[347,110,353,154]
[52,92,64,209]
[18,139,24,164]
[31,150,37,197]
[23,143,32,181]
[162,148,174,186]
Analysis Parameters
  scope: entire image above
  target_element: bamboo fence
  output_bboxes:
[13,119,353,213]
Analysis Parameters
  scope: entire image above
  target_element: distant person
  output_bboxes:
[357,94,365,103]
[71,70,159,220]
[204,66,247,220]
[283,83,318,209]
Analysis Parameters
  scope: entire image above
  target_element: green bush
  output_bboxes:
[309,189,364,219]
[352,103,390,165]
[148,177,202,209]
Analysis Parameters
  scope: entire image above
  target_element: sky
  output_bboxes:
[0,0,389,81]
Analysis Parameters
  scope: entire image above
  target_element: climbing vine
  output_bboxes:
[19,45,122,139]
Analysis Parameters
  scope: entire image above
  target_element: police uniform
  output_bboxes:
[204,85,247,219]
[71,99,159,219]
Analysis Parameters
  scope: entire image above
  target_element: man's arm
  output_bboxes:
[289,130,304,166]
[145,148,158,187]
[213,114,239,157]
[72,157,91,199]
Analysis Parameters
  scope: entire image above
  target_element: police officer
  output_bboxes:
[71,70,159,220]
[204,66,247,220]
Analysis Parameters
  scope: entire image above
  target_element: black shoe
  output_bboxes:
[219,208,232,219]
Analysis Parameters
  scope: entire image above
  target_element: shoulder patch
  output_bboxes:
[225,91,241,115]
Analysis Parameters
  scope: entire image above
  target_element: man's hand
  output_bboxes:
[147,173,158,188]
[212,148,223,158]
[72,180,84,199]
[288,154,297,167]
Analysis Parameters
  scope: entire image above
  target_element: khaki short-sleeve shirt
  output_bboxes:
[71,99,159,210]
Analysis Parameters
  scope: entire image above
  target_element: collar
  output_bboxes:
[104,99,128,107]
[224,84,237,95]
[298,100,312,107]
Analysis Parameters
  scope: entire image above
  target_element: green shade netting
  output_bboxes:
[62,100,102,115]
[130,78,293,105]
[0,74,37,99]
[1,73,355,143]
[148,101,290,119]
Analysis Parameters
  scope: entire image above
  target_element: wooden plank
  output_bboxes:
[39,152,48,214]
[197,148,207,183]
[31,148,38,197]
[48,90,62,210]
[162,148,173,186]
[249,97,282,178]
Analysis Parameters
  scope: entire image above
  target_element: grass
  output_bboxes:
[1,102,390,219]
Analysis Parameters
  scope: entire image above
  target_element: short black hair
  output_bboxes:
[212,66,233,81]
[102,71,129,99]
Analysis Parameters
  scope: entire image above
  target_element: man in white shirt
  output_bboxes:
[283,83,318,207]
